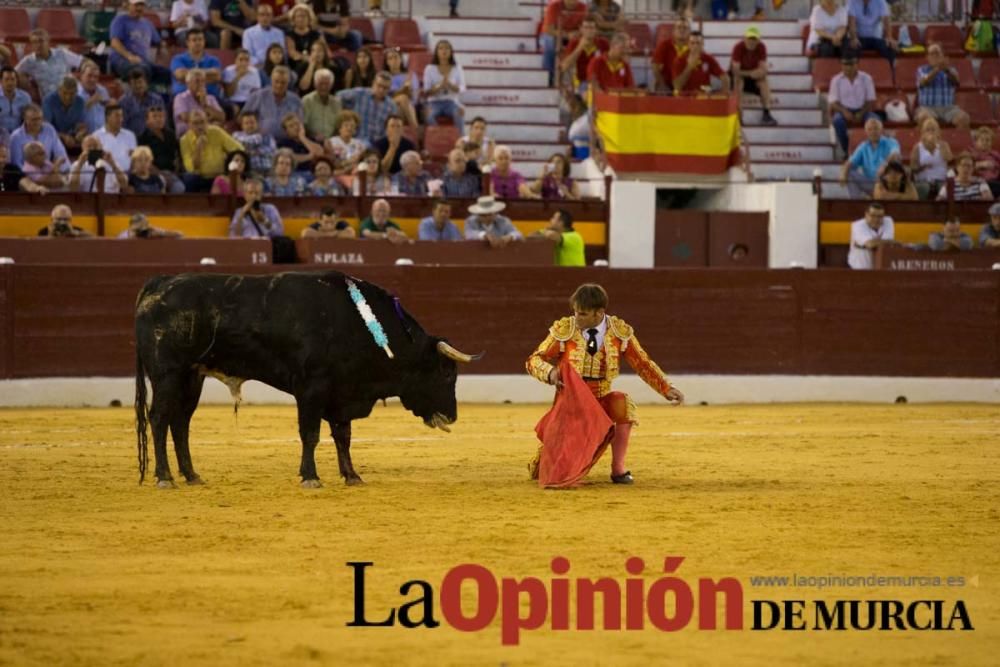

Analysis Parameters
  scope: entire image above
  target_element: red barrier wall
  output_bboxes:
[2,265,998,379]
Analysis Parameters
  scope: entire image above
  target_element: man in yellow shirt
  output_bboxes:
[180,108,244,192]
[535,209,586,266]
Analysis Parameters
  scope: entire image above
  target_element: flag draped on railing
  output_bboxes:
[594,92,741,175]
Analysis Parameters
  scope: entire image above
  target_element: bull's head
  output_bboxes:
[399,339,481,432]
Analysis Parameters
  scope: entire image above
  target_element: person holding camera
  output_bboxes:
[117,213,183,239]
[37,205,93,238]
[69,135,128,193]
[228,177,284,238]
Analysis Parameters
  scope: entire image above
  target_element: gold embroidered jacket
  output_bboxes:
[525,316,673,399]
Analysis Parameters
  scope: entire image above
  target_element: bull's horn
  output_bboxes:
[437,341,483,363]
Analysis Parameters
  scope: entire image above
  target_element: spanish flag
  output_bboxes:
[594,92,741,174]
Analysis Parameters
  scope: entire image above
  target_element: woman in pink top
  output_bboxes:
[211,149,250,196]
[489,145,528,199]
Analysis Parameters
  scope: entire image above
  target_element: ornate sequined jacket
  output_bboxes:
[526,316,673,399]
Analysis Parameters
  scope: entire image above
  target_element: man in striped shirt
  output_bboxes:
[915,44,970,130]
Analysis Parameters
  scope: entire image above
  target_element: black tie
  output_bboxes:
[586,328,599,356]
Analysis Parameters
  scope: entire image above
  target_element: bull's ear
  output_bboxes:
[437,341,484,363]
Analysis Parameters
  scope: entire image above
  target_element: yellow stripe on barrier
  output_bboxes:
[0,216,99,237]
[820,221,979,244]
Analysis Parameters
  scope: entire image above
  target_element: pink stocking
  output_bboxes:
[611,424,632,476]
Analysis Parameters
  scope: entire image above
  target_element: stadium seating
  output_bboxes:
[349,17,377,45]
[424,125,460,160]
[893,24,922,50]
[625,22,653,55]
[0,8,31,42]
[81,10,116,46]
[978,58,1000,90]
[383,19,423,51]
[923,24,965,55]
[36,9,85,45]
[953,91,995,125]
[206,49,236,69]
[406,49,432,78]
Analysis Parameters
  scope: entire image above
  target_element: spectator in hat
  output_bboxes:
[731,26,777,126]
[465,196,523,247]
[928,217,973,252]
[980,203,1000,248]
[117,213,183,238]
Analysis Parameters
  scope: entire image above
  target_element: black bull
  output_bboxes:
[134,271,478,488]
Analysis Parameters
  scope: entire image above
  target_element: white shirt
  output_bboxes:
[75,161,121,194]
[242,24,286,67]
[848,216,895,269]
[422,64,466,104]
[169,0,208,29]
[92,126,137,173]
[223,65,262,103]
[582,315,608,352]
[808,4,849,49]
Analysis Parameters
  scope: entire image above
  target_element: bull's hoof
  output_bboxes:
[186,476,205,486]
[156,479,177,489]
[300,479,323,489]
[345,475,365,486]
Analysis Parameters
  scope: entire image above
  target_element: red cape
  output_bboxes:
[534,361,615,488]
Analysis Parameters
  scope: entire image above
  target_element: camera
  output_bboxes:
[52,220,71,235]
[86,149,103,166]
[252,200,262,211]
[135,227,151,239]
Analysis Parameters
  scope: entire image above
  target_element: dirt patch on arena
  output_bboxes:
[0,403,997,665]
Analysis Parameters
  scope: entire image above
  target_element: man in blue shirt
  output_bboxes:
[42,76,87,153]
[0,66,32,135]
[839,117,900,198]
[110,0,171,86]
[242,4,286,67]
[120,69,166,137]
[914,43,970,130]
[170,28,223,98]
[418,200,463,241]
[9,104,69,171]
[847,0,896,63]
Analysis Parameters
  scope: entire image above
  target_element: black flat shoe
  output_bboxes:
[611,471,634,485]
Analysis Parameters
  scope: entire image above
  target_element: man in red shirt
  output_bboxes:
[731,26,777,126]
[672,31,729,94]
[652,18,690,93]
[560,18,609,93]
[542,0,587,86]
[587,33,634,94]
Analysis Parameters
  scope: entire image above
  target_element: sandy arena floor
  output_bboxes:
[0,402,997,666]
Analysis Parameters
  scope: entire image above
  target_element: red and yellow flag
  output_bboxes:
[594,92,741,174]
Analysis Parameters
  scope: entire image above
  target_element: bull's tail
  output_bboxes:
[135,347,149,484]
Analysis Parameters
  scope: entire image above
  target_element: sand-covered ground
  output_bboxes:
[1,402,997,666]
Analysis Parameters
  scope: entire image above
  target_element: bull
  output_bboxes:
[134,271,479,488]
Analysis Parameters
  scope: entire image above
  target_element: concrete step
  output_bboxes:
[744,126,832,144]
[464,87,560,105]
[819,183,850,198]
[769,74,812,90]
[701,20,806,39]
[744,91,819,108]
[752,162,839,181]
[456,51,544,69]
[418,0,538,18]
[706,37,804,55]
[749,144,836,162]
[424,17,537,36]
[464,104,560,124]
[706,54,809,73]
[463,67,549,87]
[507,142,572,161]
[490,122,563,143]
[741,108,822,125]
[433,33,537,52]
